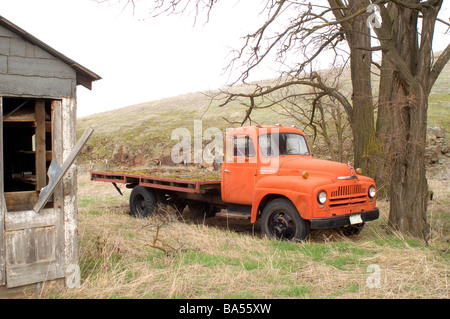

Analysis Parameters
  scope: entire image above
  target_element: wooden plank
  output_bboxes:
[0,197,5,286]
[90,171,221,191]
[33,126,93,214]
[5,227,56,266]
[25,228,36,264]
[6,259,60,288]
[2,113,35,122]
[51,99,65,282]
[139,181,198,194]
[0,97,5,286]
[35,100,46,191]
[4,208,57,231]
[4,205,62,288]
[36,226,55,260]
[5,229,26,264]
[4,191,39,212]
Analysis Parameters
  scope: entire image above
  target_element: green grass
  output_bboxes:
[78,195,123,208]
[178,251,260,271]
[373,236,423,249]
[273,284,311,298]
[428,95,450,131]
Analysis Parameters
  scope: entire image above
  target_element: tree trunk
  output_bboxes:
[373,55,394,196]
[383,2,437,240]
[346,0,377,175]
[374,2,398,197]
[387,81,429,239]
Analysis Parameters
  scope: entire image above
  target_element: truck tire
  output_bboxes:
[340,223,365,236]
[261,198,310,241]
[129,186,156,218]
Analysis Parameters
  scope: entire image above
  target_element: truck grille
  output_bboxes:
[331,185,363,198]
[329,185,366,208]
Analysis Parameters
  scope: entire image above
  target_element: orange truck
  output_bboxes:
[91,125,379,241]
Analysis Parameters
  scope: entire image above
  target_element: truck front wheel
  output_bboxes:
[261,198,310,241]
[129,186,156,218]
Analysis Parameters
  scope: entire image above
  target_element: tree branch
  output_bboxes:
[428,43,450,93]
[387,0,441,11]
[218,72,353,124]
[371,2,418,89]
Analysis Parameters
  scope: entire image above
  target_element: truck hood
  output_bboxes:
[277,156,356,182]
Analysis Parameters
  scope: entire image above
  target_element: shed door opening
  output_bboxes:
[1,97,65,288]
[2,98,53,212]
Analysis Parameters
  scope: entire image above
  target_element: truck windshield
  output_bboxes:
[259,133,310,157]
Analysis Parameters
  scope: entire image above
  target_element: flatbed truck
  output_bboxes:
[91,125,379,240]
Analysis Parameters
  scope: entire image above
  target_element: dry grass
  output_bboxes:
[107,166,221,181]
[37,173,448,299]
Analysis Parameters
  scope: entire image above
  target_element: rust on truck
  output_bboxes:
[91,125,379,241]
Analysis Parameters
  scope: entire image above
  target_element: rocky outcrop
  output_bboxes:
[426,126,449,180]
[426,126,448,165]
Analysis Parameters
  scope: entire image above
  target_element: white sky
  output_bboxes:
[0,0,449,117]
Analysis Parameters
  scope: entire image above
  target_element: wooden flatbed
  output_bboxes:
[90,170,221,194]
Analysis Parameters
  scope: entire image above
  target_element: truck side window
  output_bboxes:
[233,136,256,157]
[259,133,310,157]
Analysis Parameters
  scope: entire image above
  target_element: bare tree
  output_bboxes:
[97,0,450,239]
[371,0,449,239]
[217,0,449,240]
[278,91,353,163]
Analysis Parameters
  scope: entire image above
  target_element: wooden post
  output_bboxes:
[0,97,5,286]
[35,100,46,191]
[62,97,80,288]
[51,99,66,287]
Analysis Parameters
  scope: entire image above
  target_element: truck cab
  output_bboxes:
[221,125,379,241]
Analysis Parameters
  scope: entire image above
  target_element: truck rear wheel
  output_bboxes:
[261,198,310,241]
[129,186,156,218]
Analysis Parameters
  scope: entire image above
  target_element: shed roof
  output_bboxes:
[0,15,101,90]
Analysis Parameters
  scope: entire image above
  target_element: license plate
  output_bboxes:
[349,214,363,225]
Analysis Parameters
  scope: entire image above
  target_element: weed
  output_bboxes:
[274,285,310,298]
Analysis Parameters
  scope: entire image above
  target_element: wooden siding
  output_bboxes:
[0,25,77,98]
[0,98,5,286]
[4,209,64,287]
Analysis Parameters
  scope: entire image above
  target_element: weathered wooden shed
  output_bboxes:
[0,16,100,292]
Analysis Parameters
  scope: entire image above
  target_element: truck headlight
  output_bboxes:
[317,191,327,204]
[368,186,376,198]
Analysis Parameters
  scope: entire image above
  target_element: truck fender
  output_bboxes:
[250,190,310,223]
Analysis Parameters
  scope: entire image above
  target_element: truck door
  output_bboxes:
[222,135,258,205]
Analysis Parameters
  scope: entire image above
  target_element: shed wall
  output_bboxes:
[0,25,76,98]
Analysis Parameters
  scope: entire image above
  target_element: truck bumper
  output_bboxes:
[310,208,379,229]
